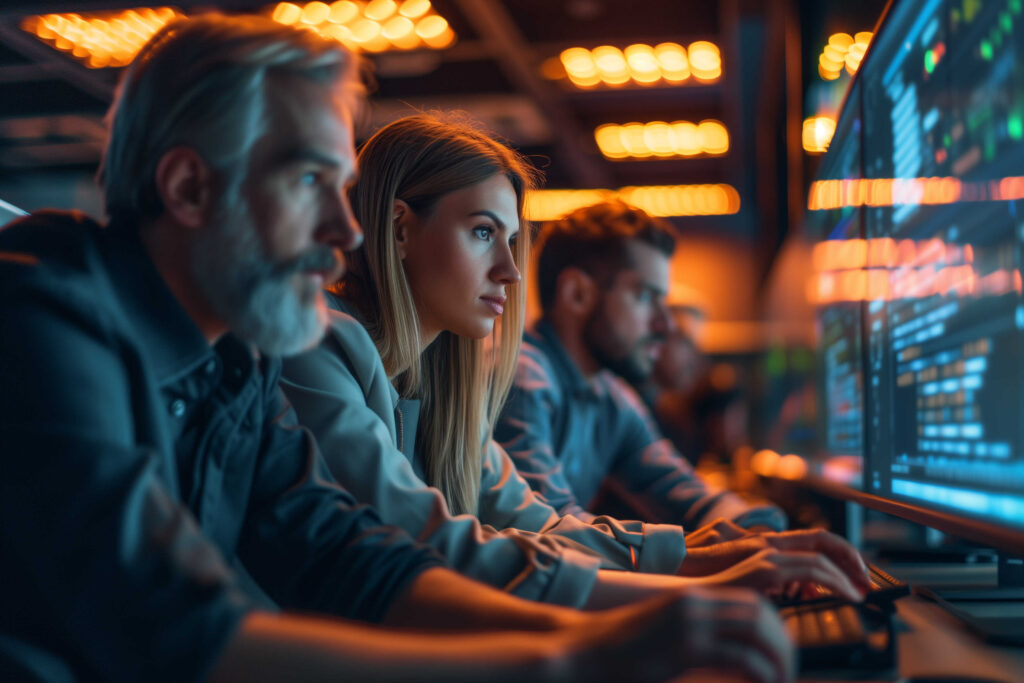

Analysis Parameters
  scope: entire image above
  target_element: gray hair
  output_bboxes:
[99,14,361,224]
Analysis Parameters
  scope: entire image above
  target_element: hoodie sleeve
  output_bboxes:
[280,311,602,608]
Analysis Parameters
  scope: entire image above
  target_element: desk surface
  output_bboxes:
[802,595,1024,683]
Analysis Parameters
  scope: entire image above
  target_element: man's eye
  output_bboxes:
[473,225,494,240]
[635,289,653,303]
[300,171,319,186]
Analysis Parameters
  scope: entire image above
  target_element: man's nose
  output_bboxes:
[651,300,671,335]
[319,192,363,251]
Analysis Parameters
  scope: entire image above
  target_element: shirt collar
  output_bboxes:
[101,222,215,385]
[531,318,600,400]
[326,289,402,407]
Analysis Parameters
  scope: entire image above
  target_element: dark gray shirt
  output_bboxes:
[0,212,443,682]
[495,319,786,531]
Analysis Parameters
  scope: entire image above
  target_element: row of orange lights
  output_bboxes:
[809,264,1022,304]
[807,176,1024,210]
[22,8,181,69]
[808,234,1022,304]
[818,31,873,81]
[555,41,720,88]
[594,120,729,159]
[750,449,809,480]
[802,115,837,154]
[812,237,974,273]
[270,1,454,51]
[524,184,740,221]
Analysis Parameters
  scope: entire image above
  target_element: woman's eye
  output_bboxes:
[473,225,494,240]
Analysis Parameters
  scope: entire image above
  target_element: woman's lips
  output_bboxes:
[480,295,506,316]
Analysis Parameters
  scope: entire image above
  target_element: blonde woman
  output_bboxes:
[280,114,872,611]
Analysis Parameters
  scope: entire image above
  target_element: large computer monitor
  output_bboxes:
[806,0,1024,561]
[805,82,867,488]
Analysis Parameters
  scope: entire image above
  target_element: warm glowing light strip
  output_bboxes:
[818,31,872,81]
[807,176,1024,210]
[558,40,718,88]
[802,116,836,153]
[811,237,974,272]
[808,265,1022,304]
[21,8,182,69]
[525,184,740,221]
[595,120,729,159]
[270,1,455,52]
[807,236,1022,304]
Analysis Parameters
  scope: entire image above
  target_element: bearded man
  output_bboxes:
[496,201,786,532]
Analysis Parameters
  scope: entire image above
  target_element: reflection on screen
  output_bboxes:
[806,83,865,483]
[806,0,1024,528]
[854,0,1024,529]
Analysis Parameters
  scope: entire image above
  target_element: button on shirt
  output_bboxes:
[495,319,786,531]
[0,211,444,682]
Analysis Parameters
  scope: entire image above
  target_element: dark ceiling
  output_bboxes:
[0,0,888,274]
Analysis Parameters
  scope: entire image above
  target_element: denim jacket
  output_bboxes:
[0,212,443,681]
[495,320,787,531]
[280,304,691,608]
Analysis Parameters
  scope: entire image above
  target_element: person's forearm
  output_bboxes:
[209,610,569,683]
[583,569,700,610]
[383,567,584,632]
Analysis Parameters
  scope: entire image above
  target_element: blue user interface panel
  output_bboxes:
[857,0,1024,530]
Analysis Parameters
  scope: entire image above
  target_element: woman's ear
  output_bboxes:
[154,146,214,229]
[392,198,413,259]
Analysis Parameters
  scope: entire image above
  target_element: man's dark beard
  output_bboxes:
[582,305,655,385]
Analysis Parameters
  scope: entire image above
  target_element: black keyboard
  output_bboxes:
[776,562,910,609]
[865,563,910,604]
[782,602,895,672]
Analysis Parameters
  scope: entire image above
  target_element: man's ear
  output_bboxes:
[555,267,598,316]
[392,198,413,259]
[154,146,215,229]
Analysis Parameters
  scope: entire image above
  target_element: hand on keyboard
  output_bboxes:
[679,528,873,601]
[697,547,866,602]
[775,563,910,609]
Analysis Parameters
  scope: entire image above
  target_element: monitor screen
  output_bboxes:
[806,82,866,486]
[860,0,1024,539]
[808,0,1024,551]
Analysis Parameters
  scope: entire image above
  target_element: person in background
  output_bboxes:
[629,307,708,465]
[281,114,871,612]
[0,16,796,682]
[495,200,787,531]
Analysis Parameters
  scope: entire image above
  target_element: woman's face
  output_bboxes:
[398,173,521,342]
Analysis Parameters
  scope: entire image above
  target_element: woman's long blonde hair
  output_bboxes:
[339,113,539,516]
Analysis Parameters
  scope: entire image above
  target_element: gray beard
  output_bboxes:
[190,202,329,357]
